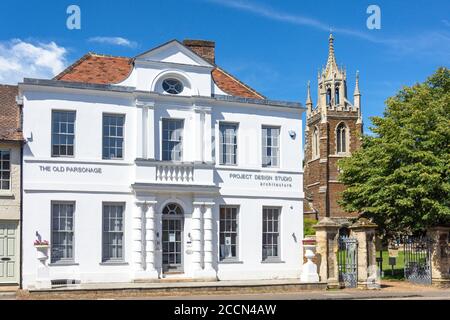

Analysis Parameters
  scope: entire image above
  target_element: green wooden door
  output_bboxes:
[0,222,18,284]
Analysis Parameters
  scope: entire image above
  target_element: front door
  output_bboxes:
[0,222,19,284]
[162,217,183,272]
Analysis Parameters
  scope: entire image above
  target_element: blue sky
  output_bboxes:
[0,0,449,132]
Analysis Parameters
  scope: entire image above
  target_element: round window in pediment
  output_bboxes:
[162,78,183,94]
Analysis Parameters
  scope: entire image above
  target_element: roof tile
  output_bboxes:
[0,85,23,142]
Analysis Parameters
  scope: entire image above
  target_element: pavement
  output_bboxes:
[2,280,449,300]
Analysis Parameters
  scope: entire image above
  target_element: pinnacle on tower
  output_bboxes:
[325,33,338,75]
[354,70,361,96]
[306,81,312,105]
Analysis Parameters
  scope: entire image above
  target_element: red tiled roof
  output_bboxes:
[212,67,265,99]
[54,53,265,99]
[0,85,23,142]
[54,53,134,84]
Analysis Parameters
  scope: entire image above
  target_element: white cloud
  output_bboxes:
[88,36,137,48]
[0,39,68,85]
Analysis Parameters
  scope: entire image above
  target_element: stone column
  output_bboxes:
[145,201,159,278]
[134,201,159,280]
[191,204,203,272]
[313,217,340,288]
[133,202,145,275]
[427,226,450,288]
[202,203,217,279]
[349,218,378,289]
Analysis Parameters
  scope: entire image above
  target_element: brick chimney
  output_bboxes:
[183,39,215,64]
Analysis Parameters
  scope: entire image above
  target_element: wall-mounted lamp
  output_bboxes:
[289,130,296,139]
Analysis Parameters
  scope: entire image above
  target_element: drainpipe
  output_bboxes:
[19,140,24,289]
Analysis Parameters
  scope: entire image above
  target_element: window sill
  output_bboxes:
[51,155,75,158]
[219,260,243,264]
[218,164,238,168]
[261,259,285,264]
[0,192,14,198]
[99,261,128,266]
[49,262,79,266]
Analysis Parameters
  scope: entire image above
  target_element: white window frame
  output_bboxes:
[161,118,184,161]
[262,126,280,168]
[0,149,11,191]
[51,110,76,157]
[102,202,125,263]
[219,206,239,261]
[219,122,238,166]
[102,113,125,160]
[262,207,281,262]
[50,201,75,264]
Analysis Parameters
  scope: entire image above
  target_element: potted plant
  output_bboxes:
[34,240,50,261]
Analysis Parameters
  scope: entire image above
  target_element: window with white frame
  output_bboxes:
[219,123,238,165]
[0,150,10,190]
[262,126,280,167]
[162,119,183,161]
[103,114,124,159]
[336,123,347,154]
[51,202,75,263]
[262,207,280,261]
[52,111,75,157]
[102,203,124,262]
[219,206,238,260]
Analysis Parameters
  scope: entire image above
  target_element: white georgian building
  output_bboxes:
[19,39,305,288]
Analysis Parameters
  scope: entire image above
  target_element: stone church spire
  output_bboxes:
[325,33,339,75]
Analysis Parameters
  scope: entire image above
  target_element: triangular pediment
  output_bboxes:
[135,40,213,67]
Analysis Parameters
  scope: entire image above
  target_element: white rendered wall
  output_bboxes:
[20,49,304,287]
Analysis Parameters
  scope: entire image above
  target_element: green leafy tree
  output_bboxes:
[338,68,450,238]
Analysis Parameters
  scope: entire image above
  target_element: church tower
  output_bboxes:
[303,34,363,222]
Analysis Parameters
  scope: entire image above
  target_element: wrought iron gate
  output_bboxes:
[404,237,433,285]
[338,236,358,288]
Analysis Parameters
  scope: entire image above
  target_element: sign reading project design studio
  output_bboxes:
[224,171,296,189]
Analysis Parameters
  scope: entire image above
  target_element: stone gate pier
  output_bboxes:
[314,217,378,289]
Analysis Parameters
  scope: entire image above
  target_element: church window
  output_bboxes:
[326,88,332,106]
[312,127,319,158]
[336,123,347,154]
[335,87,340,105]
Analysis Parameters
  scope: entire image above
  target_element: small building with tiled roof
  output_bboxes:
[0,84,23,285]
[18,39,305,289]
